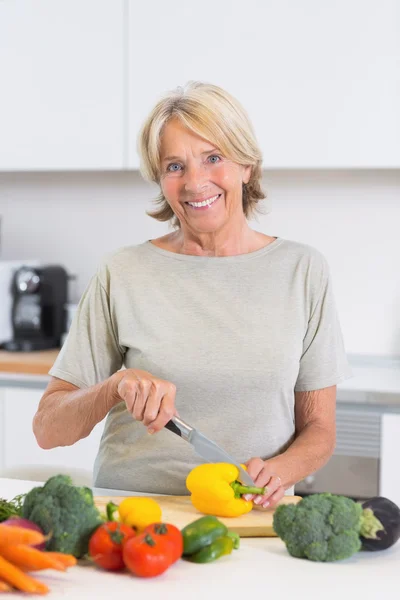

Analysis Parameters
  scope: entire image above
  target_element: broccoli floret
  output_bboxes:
[22,475,103,558]
[273,493,364,562]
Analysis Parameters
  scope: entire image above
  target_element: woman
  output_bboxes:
[33,82,351,508]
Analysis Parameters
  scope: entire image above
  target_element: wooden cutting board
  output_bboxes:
[95,494,302,537]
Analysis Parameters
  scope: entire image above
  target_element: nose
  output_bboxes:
[183,162,208,194]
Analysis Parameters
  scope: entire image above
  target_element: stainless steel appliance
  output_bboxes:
[295,405,381,499]
[0,260,40,345]
[2,265,68,351]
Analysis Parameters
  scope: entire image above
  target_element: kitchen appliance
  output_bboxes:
[0,260,40,345]
[60,302,79,346]
[295,405,381,499]
[2,264,68,351]
[165,416,255,486]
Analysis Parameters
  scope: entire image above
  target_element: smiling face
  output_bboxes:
[159,119,251,236]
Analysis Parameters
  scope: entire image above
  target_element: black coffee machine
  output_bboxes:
[2,265,68,351]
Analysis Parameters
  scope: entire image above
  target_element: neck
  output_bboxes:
[173,219,262,257]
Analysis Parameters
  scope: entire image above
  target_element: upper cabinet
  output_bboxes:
[1,1,399,170]
[128,0,400,169]
[0,0,125,170]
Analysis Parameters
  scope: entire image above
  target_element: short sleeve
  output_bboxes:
[294,258,352,392]
[49,268,125,389]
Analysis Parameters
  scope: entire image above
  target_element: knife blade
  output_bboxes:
[165,416,255,487]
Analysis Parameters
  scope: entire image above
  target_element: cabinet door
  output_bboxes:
[0,0,125,170]
[1,387,104,483]
[380,413,400,506]
[128,0,400,169]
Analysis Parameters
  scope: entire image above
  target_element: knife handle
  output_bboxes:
[164,416,193,441]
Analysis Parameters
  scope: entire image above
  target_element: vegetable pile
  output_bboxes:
[2,468,398,591]
[88,500,238,577]
[89,519,184,577]
[21,474,104,558]
[0,521,76,594]
[0,471,242,591]
[273,492,400,562]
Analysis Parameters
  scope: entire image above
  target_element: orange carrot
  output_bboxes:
[43,552,77,568]
[1,544,66,572]
[0,524,45,548]
[0,577,12,592]
[0,555,48,594]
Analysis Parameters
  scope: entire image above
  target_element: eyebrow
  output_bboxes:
[161,148,220,163]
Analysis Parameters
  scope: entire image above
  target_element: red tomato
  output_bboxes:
[143,522,183,563]
[123,532,172,577]
[88,522,136,571]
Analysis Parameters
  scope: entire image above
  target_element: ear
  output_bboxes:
[242,165,252,184]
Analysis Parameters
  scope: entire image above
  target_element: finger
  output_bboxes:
[142,383,164,426]
[253,474,283,506]
[261,485,285,509]
[244,457,264,481]
[117,378,139,414]
[147,385,176,433]
[132,378,152,421]
[242,458,265,501]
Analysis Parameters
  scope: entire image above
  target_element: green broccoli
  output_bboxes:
[273,492,384,562]
[22,474,103,558]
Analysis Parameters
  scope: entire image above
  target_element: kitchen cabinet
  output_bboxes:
[1,1,399,171]
[128,0,400,169]
[0,387,104,484]
[380,413,400,506]
[0,0,125,170]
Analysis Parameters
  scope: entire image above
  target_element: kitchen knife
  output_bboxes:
[165,416,256,487]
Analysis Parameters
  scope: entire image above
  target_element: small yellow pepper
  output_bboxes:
[186,463,266,518]
[106,497,162,532]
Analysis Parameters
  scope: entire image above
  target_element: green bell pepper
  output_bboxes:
[182,516,228,556]
[181,516,240,563]
[186,535,235,563]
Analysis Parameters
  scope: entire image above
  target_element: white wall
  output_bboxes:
[0,169,399,356]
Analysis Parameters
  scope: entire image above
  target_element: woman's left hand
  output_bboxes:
[243,457,285,509]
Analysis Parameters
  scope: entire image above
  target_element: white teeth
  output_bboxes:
[188,194,219,208]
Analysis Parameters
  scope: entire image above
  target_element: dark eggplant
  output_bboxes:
[360,496,400,551]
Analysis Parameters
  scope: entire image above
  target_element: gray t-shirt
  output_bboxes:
[49,237,351,494]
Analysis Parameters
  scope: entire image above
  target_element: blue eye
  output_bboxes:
[167,163,182,172]
[208,155,221,164]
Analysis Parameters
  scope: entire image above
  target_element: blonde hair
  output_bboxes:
[138,81,266,227]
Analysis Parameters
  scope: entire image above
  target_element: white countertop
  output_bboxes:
[0,478,399,600]
[340,366,400,394]
[0,371,51,389]
[337,355,400,406]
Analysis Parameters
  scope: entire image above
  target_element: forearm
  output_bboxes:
[268,422,336,490]
[33,373,124,449]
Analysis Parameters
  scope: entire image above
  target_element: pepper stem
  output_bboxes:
[231,481,266,498]
[359,508,385,539]
[106,501,119,522]
[226,531,241,549]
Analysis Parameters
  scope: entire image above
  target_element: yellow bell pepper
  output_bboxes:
[186,463,266,518]
[106,497,162,532]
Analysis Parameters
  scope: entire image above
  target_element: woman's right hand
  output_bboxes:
[113,369,178,434]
